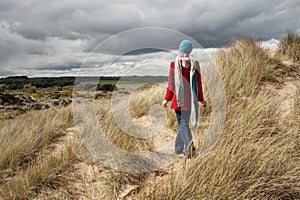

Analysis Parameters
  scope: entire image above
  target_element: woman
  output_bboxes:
[162,39,206,158]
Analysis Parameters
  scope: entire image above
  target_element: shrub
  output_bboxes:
[96,84,116,91]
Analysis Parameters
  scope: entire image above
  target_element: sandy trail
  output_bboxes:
[59,112,184,199]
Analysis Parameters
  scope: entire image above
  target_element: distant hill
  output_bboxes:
[0,76,168,90]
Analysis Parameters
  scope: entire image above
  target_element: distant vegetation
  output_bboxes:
[0,76,75,90]
[0,76,168,120]
[0,76,168,91]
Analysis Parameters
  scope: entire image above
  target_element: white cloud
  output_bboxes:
[258,39,280,51]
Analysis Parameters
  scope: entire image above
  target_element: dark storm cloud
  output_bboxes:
[0,0,299,75]
[2,0,299,44]
[15,23,50,41]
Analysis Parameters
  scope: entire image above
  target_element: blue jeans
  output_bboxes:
[175,109,192,154]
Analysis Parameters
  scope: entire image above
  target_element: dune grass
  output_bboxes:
[142,90,299,199]
[276,32,300,62]
[128,83,178,131]
[0,141,79,199]
[214,37,294,101]
[0,107,73,170]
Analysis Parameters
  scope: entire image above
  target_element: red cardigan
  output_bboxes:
[164,61,204,110]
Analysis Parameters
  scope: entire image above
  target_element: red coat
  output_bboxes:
[164,61,204,110]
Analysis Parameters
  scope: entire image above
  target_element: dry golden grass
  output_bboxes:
[0,107,73,170]
[0,93,157,199]
[0,106,77,199]
[275,32,300,79]
[129,84,164,118]
[277,32,300,62]
[141,90,299,199]
[95,100,155,152]
[1,141,78,199]
[128,83,178,131]
[215,37,295,102]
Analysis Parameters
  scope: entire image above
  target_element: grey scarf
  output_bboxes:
[174,55,199,127]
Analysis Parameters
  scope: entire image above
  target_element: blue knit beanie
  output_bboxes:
[179,39,193,53]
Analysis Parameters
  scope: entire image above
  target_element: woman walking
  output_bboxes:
[162,39,206,158]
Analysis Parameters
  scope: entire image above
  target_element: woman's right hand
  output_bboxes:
[162,100,169,107]
[200,100,207,107]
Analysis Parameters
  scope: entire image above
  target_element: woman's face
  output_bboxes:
[179,53,191,67]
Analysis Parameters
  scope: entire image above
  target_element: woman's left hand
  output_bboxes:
[162,100,169,107]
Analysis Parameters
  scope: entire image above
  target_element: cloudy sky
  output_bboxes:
[0,0,299,77]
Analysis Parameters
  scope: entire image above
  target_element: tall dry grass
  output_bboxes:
[0,85,161,199]
[142,91,299,199]
[1,141,79,199]
[0,107,73,170]
[128,83,178,131]
[0,106,78,199]
[95,100,155,152]
[135,37,300,199]
[215,37,292,101]
[276,32,300,63]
